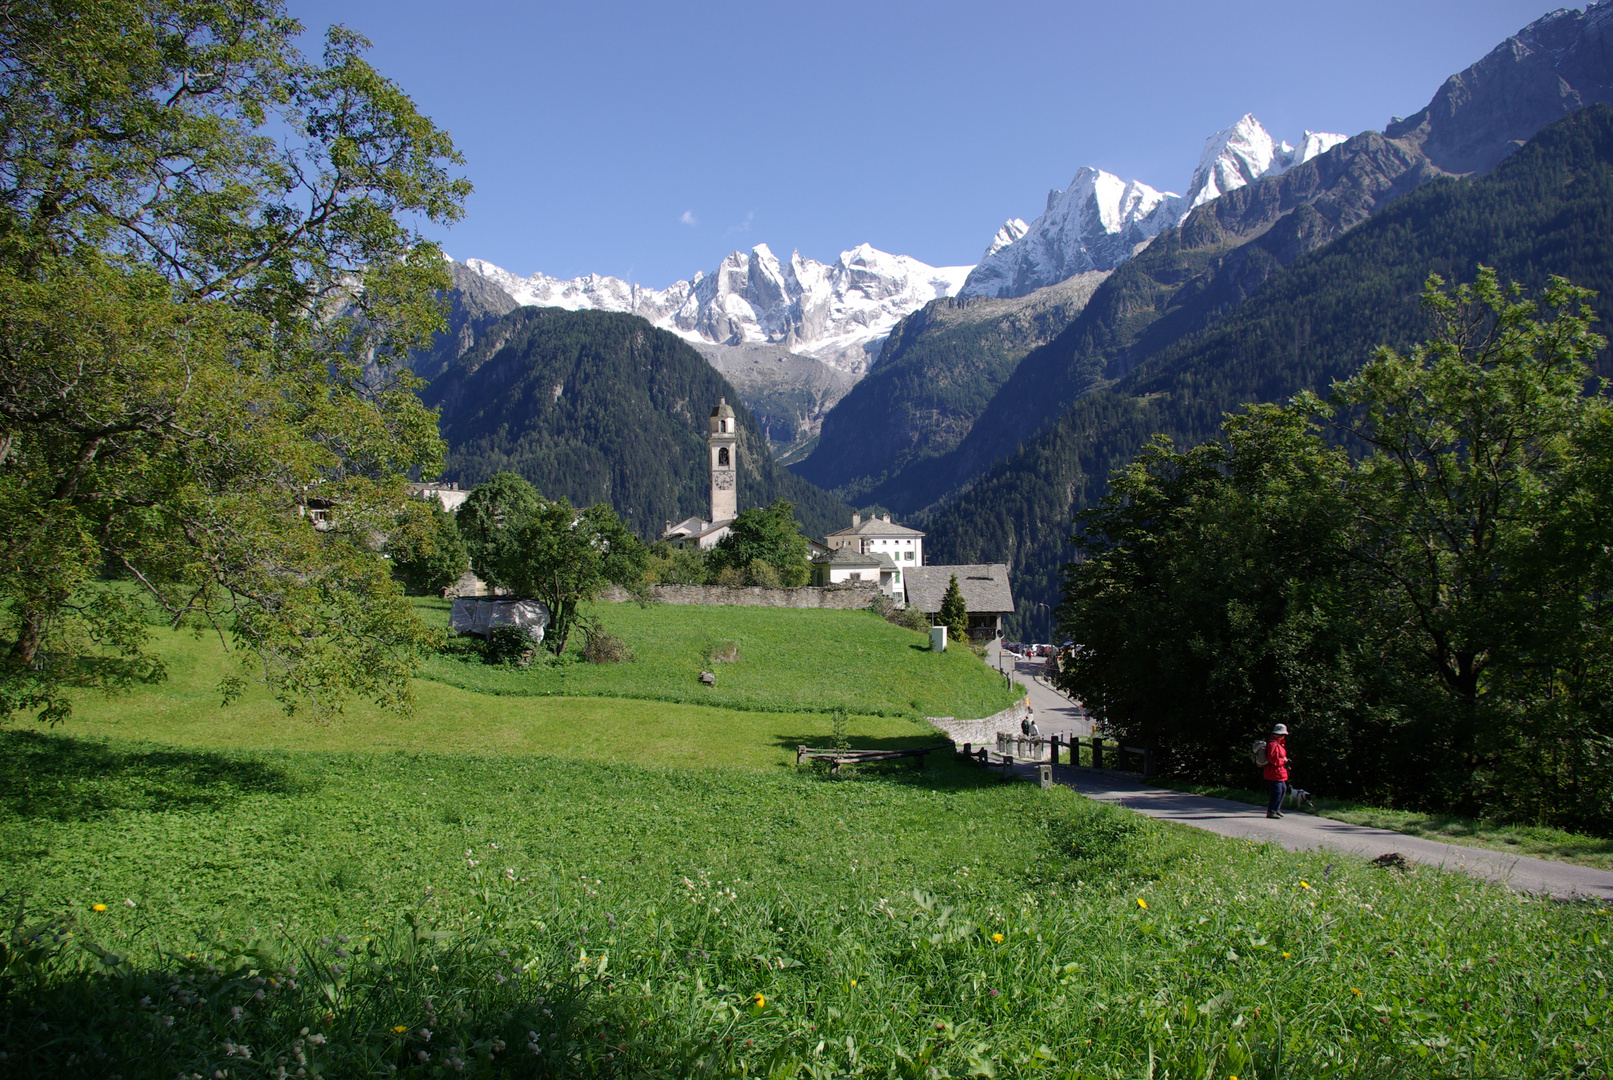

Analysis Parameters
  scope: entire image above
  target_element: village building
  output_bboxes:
[407,481,470,514]
[661,398,740,550]
[901,564,1014,640]
[809,546,902,598]
[824,513,924,566]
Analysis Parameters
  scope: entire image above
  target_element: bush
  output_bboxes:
[579,617,635,664]
[481,625,534,666]
[871,594,931,634]
[744,558,781,587]
[644,543,709,585]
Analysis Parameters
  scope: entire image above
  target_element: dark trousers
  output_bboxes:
[1267,779,1288,815]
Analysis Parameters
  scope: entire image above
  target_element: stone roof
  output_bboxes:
[812,547,886,568]
[903,564,1014,615]
[824,515,925,540]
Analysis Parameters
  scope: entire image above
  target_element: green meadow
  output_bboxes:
[1,602,1608,1078]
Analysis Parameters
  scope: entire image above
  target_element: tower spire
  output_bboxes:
[707,398,738,522]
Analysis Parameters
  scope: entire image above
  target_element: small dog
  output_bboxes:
[1284,787,1315,812]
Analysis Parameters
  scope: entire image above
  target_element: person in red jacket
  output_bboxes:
[1263,724,1290,818]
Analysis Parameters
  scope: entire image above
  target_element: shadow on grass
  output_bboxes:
[0,730,311,822]
[774,733,1006,791]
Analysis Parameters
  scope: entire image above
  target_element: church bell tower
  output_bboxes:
[707,398,738,523]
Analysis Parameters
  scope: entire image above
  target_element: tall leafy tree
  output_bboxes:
[708,500,810,586]
[1057,409,1358,785]
[456,472,544,592]
[494,499,646,657]
[388,495,469,595]
[1310,269,1612,816]
[0,1,469,720]
[1059,270,1613,827]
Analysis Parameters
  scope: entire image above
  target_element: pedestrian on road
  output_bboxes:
[1264,724,1290,819]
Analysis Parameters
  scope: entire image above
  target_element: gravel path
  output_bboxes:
[979,642,1611,901]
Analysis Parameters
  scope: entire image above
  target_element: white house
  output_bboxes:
[823,513,924,567]
[809,547,902,597]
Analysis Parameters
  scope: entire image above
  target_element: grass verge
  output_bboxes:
[1152,779,1613,872]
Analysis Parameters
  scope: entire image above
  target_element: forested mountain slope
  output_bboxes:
[924,105,1613,640]
[791,272,1108,499]
[423,308,850,539]
[409,260,520,382]
[857,4,1613,517]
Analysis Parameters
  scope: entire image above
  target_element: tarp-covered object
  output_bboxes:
[449,597,549,642]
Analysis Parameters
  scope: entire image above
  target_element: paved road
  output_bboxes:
[1017,762,1613,901]
[978,642,1611,901]
[985,640,1091,737]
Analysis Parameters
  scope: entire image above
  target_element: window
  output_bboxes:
[905,551,914,561]
[717,447,729,466]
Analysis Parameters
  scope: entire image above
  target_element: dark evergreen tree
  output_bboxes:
[939,575,969,644]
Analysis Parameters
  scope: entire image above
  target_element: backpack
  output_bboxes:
[1250,739,1270,767]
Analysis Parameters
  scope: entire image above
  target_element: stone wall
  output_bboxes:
[598,581,879,609]
[927,699,1032,750]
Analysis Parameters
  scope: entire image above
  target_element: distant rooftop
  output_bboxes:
[825,513,924,539]
[903,564,1014,615]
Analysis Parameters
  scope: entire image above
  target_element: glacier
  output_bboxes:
[457,115,1344,383]
[464,243,970,377]
[961,114,1347,299]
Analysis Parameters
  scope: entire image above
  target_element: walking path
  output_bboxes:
[979,642,1612,901]
[986,640,1091,737]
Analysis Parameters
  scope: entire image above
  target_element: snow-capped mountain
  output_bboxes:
[463,244,970,376]
[1183,115,1347,209]
[961,115,1347,299]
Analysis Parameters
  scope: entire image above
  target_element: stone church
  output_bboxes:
[660,398,741,550]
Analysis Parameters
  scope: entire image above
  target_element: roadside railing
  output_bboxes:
[960,733,1155,778]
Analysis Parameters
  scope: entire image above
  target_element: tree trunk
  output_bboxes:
[8,610,43,667]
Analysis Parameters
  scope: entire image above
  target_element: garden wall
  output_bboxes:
[598,582,880,609]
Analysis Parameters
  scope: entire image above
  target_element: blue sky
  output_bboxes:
[290,0,1557,286]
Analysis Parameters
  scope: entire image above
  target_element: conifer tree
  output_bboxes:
[939,574,969,644]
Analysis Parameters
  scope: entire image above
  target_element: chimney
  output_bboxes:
[851,513,861,526]
[882,514,891,523]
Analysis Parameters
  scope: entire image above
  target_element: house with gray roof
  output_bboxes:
[823,513,924,568]
[810,546,902,598]
[902,564,1014,640]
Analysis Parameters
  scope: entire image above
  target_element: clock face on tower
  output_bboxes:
[714,472,735,490]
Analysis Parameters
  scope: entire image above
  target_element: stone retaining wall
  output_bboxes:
[598,581,879,609]
[927,700,1032,750]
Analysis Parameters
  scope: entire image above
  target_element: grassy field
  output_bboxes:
[61,624,951,769]
[416,598,1022,721]
[1154,780,1613,872]
[2,729,1608,1079]
[2,615,1609,1078]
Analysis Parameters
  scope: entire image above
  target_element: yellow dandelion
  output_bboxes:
[751,993,765,1008]
[1299,881,1311,889]
[1136,898,1148,909]
[850,979,857,987]
[1282,951,1291,958]
[391,1025,407,1034]
[1350,987,1362,996]
[991,933,1004,944]
[91,903,107,912]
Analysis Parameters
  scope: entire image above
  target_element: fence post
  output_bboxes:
[962,742,972,761]
[1143,746,1157,779]
[1092,736,1103,770]
[1050,733,1060,767]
